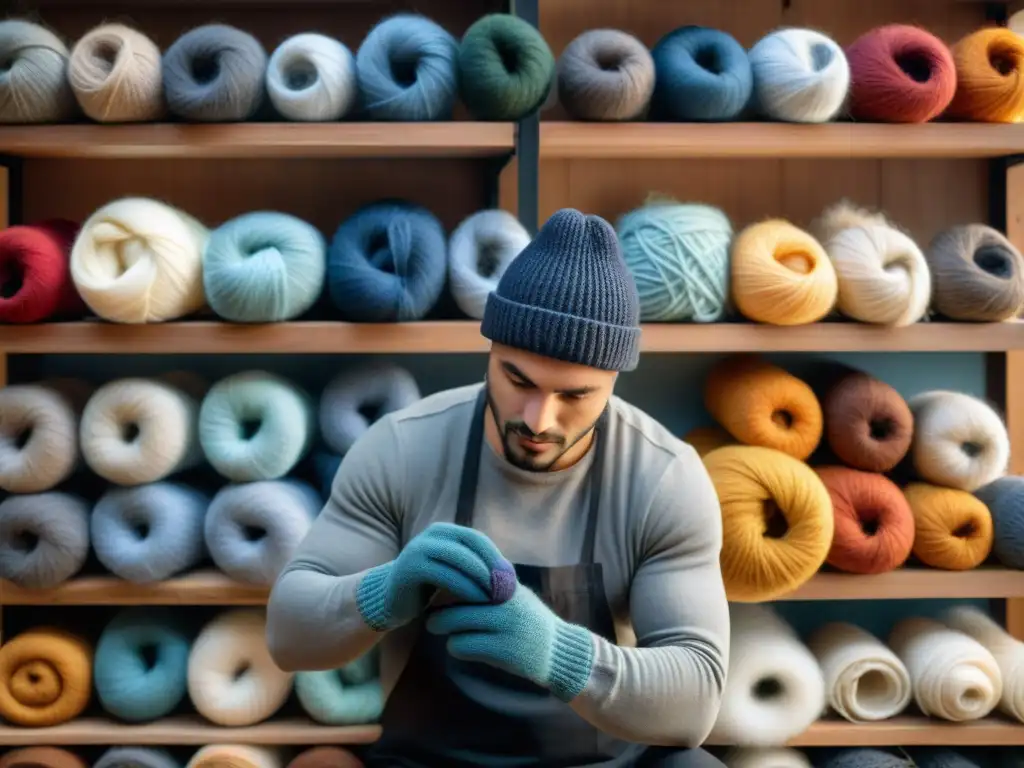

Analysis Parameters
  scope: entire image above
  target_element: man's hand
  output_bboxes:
[425,583,594,701]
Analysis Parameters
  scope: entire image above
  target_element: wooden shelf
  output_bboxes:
[784,567,1024,601]
[0,123,515,159]
[778,717,1024,748]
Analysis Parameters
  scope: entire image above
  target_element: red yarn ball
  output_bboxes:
[0,219,85,323]
[845,24,957,123]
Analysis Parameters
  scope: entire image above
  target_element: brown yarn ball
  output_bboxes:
[286,747,364,768]
[68,23,164,123]
[0,748,87,768]
[925,224,1024,321]
[556,29,655,120]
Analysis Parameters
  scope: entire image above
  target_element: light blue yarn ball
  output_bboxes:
[356,14,459,121]
[203,211,326,323]
[296,650,384,725]
[94,747,181,768]
[616,200,733,322]
[975,476,1024,569]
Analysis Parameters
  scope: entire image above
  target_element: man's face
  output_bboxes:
[485,343,617,472]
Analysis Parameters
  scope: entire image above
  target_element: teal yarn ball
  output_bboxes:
[458,14,555,120]
[616,200,732,322]
[296,650,384,725]
[203,211,326,323]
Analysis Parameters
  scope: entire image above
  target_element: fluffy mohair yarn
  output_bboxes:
[68,24,164,123]
[723,749,812,768]
[266,33,357,122]
[0,20,76,124]
[448,209,531,319]
[557,29,655,121]
[0,492,90,589]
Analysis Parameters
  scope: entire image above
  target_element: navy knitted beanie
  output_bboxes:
[481,208,641,371]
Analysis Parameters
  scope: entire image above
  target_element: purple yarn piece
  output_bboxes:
[491,559,516,603]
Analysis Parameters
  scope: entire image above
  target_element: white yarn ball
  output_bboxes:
[266,33,357,121]
[448,209,531,319]
[748,28,850,123]
[724,748,812,768]
[0,381,84,493]
[187,746,284,768]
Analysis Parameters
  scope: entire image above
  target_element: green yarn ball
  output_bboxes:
[458,14,555,120]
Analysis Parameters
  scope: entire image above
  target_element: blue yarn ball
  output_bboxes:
[327,200,448,322]
[296,649,384,725]
[203,211,326,323]
[356,14,459,121]
[975,476,1024,569]
[650,25,753,121]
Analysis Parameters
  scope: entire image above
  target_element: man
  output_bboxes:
[266,208,731,768]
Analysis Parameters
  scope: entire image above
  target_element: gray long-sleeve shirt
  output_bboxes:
[266,382,730,747]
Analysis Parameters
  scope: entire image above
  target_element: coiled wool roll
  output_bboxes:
[319,362,421,455]
[0,627,93,726]
[287,747,364,768]
[807,621,913,722]
[722,749,811,768]
[296,668,384,725]
[703,445,834,602]
[0,748,88,768]
[188,746,284,768]
[448,209,531,319]
[70,197,210,324]
[556,29,655,121]
[711,603,826,747]
[974,476,1024,569]
[946,28,1024,123]
[818,750,912,768]
[0,219,85,324]
[68,23,164,123]
[94,748,180,768]
[905,482,994,571]
[0,20,77,124]
[888,616,1002,722]
[266,33,357,122]
[943,605,1024,723]
[187,609,294,726]
[0,492,90,589]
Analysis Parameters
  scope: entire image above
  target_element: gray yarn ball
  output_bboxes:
[816,750,912,768]
[0,19,77,123]
[94,747,182,768]
[0,492,90,588]
[557,28,655,121]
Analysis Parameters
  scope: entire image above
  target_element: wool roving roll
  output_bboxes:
[448,209,530,319]
[0,627,93,726]
[731,219,837,325]
[702,445,834,602]
[0,492,90,589]
[722,748,811,768]
[806,621,913,722]
[319,362,421,455]
[907,390,1010,492]
[924,224,1024,322]
[0,748,88,768]
[704,355,822,461]
[94,748,181,768]
[162,24,267,122]
[818,751,913,768]
[616,199,732,322]
[905,482,994,570]
[0,219,85,324]
[974,476,1024,569]
[287,747,364,768]
[327,200,448,322]
[187,608,294,726]
[70,197,210,324]
[295,667,384,725]
[748,28,849,123]
[356,14,459,121]
[68,24,164,123]
[710,603,825,747]
[0,20,76,124]
[266,33,357,122]
[946,28,1024,123]
[943,605,1024,723]
[205,479,320,585]
[888,616,1002,722]
[556,29,655,121]
[188,746,284,768]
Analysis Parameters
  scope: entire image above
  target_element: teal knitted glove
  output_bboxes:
[356,522,516,632]
[425,582,594,701]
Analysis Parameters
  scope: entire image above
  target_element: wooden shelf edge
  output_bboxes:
[778,717,1024,747]
[780,567,1024,601]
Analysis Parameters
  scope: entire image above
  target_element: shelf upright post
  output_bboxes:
[511,0,540,236]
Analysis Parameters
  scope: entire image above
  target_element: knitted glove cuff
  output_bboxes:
[355,562,395,632]
[548,621,595,702]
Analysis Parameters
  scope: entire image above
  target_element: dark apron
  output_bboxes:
[365,388,639,768]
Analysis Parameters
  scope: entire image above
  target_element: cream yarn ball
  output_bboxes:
[266,33,357,121]
[68,23,164,123]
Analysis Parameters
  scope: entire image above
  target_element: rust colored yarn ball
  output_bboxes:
[845,24,956,122]
[817,465,915,575]
[286,747,364,768]
[946,27,1024,123]
[0,219,84,324]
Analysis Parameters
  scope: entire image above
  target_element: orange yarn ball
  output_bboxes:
[0,627,93,727]
[904,482,994,570]
[947,27,1024,122]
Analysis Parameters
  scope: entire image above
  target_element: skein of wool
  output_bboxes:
[946,28,1024,123]
[905,482,994,570]
[556,29,655,121]
[287,747,364,768]
[68,24,164,123]
[748,28,850,123]
[0,20,76,124]
[327,200,448,322]
[188,746,283,768]
[356,14,459,121]
[806,621,913,722]
[296,667,384,724]
[704,355,823,461]
[888,616,1002,721]
[684,425,736,457]
[319,362,421,455]
[266,33,357,121]
[844,25,956,122]
[94,748,181,768]
[943,605,1024,723]
[710,603,825,746]
[448,209,530,319]
[924,224,1024,322]
[0,492,90,589]
[70,197,210,324]
[0,749,87,768]
[162,24,267,122]
[0,627,93,726]
[906,750,984,768]
[616,199,732,322]
[818,750,913,768]
[731,219,837,325]
[187,609,294,726]
[722,749,811,768]
[0,219,85,324]
[702,445,834,602]
[974,476,1024,569]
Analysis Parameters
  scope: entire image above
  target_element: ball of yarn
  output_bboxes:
[731,219,837,325]
[356,14,459,121]
[327,200,448,322]
[845,25,956,123]
[0,748,88,768]
[203,211,326,323]
[189,746,282,768]
[946,28,1024,123]
[819,750,912,768]
[0,20,76,124]
[0,492,90,589]
[616,199,732,322]
[68,23,164,123]
[748,28,850,123]
[907,390,1010,492]
[702,444,834,602]
[816,466,914,575]
[974,476,1024,569]
[448,209,530,319]
[904,482,994,570]
[95,748,180,768]
[295,656,384,725]
[649,25,753,121]
[0,627,93,726]
[287,747,364,768]
[557,29,655,121]
[319,362,421,455]
[266,33,357,121]
[723,748,811,768]
[813,201,931,326]
[925,224,1024,322]
[70,197,210,324]
[0,219,85,324]
[162,24,267,122]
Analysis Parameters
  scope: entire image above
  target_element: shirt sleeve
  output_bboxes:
[569,445,730,746]
[265,415,405,673]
